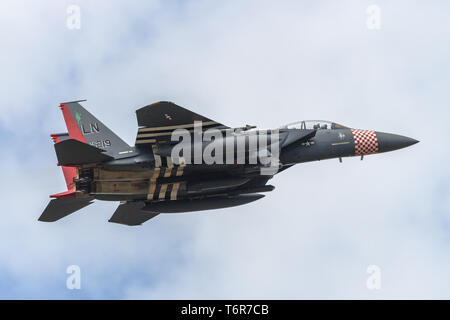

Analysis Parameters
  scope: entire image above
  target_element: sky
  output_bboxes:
[0,0,449,299]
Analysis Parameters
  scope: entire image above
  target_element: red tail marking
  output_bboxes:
[50,132,77,191]
[50,189,76,199]
[50,133,60,144]
[59,103,87,143]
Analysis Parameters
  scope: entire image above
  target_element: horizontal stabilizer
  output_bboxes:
[50,133,77,191]
[39,198,93,222]
[109,201,159,226]
[55,139,113,166]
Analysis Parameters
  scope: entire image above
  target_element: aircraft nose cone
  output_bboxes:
[376,131,419,153]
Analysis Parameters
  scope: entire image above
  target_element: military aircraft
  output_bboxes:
[39,100,418,226]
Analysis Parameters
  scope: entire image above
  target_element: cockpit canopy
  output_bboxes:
[280,120,349,130]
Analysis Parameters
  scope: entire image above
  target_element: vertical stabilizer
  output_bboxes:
[59,100,135,158]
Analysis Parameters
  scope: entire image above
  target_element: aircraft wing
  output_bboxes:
[135,101,229,146]
[108,201,159,226]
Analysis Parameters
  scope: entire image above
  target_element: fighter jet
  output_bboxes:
[39,100,418,226]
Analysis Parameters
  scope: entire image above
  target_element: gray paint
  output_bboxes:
[65,102,136,159]
[280,129,355,164]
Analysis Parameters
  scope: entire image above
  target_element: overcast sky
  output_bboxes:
[0,0,449,299]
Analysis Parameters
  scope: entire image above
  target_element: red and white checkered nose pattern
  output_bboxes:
[352,129,379,155]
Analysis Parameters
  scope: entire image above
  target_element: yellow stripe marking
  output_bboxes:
[137,127,221,138]
[138,121,218,132]
[137,132,180,138]
[152,168,160,180]
[170,183,180,200]
[146,168,161,200]
[135,139,156,144]
[166,156,174,168]
[151,145,161,167]
[331,142,350,146]
[154,155,162,167]
[176,167,183,177]
[147,183,156,200]
[163,167,172,178]
[159,184,168,199]
[175,156,186,177]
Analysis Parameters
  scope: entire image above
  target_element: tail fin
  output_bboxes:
[59,100,135,158]
[39,198,93,222]
[50,133,77,192]
[54,138,113,166]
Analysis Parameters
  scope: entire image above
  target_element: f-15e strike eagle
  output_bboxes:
[39,100,418,226]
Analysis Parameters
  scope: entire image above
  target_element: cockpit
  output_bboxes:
[280,120,349,130]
